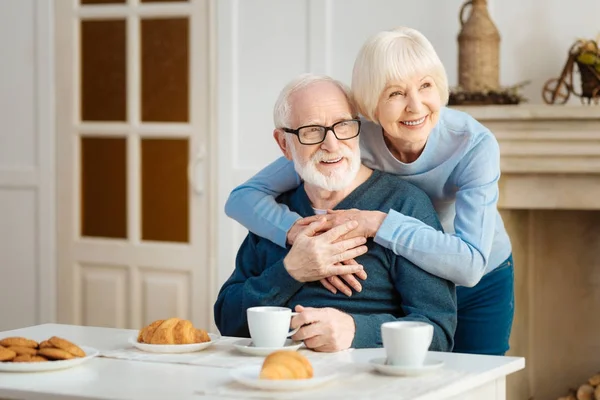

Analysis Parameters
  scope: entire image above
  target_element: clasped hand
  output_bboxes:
[283,218,368,285]
[286,209,387,296]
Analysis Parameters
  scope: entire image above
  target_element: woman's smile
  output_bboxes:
[400,115,427,128]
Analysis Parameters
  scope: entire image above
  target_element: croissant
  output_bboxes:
[137,318,211,345]
[259,351,313,380]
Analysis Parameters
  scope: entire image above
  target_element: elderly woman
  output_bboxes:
[224,27,513,356]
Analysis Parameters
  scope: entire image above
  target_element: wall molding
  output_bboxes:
[34,0,57,324]
[307,0,333,74]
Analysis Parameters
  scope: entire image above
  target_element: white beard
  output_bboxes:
[288,138,361,191]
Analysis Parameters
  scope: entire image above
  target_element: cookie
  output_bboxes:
[7,346,37,356]
[13,354,48,363]
[0,337,38,349]
[37,347,75,360]
[48,336,85,358]
[38,340,53,349]
[0,345,16,361]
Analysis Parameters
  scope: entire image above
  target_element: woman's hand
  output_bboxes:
[319,258,368,297]
[286,209,387,245]
[325,209,387,240]
[287,216,320,245]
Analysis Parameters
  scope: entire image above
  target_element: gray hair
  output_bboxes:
[273,73,357,129]
[351,26,449,122]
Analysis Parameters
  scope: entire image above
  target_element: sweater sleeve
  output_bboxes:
[214,234,304,337]
[374,135,500,287]
[224,157,302,248]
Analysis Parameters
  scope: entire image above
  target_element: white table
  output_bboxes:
[0,324,524,400]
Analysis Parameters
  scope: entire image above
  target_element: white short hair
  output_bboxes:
[273,73,357,129]
[351,26,449,122]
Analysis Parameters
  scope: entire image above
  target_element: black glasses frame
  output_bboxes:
[282,119,361,145]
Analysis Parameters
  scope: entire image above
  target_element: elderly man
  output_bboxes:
[214,74,456,352]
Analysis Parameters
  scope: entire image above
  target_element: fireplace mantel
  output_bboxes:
[452,104,600,400]
[455,105,600,210]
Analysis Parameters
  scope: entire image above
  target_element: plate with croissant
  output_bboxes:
[0,336,99,372]
[230,350,338,391]
[131,318,219,353]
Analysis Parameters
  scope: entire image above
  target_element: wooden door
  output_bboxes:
[55,0,212,330]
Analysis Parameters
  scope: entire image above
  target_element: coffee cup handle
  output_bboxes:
[288,312,300,336]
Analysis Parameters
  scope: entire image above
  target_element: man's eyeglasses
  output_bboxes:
[282,119,361,145]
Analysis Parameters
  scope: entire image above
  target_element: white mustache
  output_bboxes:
[311,148,353,163]
[289,139,361,192]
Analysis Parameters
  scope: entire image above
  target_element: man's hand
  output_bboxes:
[290,305,355,352]
[284,219,368,283]
[319,259,367,297]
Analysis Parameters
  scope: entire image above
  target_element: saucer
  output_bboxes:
[230,365,338,391]
[369,357,444,376]
[129,333,220,354]
[233,338,303,356]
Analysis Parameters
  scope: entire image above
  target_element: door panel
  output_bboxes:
[141,270,190,326]
[140,18,189,123]
[80,19,127,122]
[141,138,189,243]
[80,264,129,328]
[0,0,55,331]
[0,190,37,329]
[80,137,128,239]
[81,0,126,4]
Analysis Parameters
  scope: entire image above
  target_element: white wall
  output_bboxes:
[216,0,600,284]
[0,0,55,330]
[494,0,600,104]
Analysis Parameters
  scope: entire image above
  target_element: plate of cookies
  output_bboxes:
[0,336,99,372]
[130,318,219,353]
[230,350,339,391]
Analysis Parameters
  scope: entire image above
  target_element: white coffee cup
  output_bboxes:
[247,306,300,348]
[381,321,434,367]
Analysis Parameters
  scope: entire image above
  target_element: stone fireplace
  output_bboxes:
[454,105,600,400]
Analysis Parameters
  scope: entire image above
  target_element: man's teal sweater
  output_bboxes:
[214,170,457,350]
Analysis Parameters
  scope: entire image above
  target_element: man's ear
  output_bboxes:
[273,129,293,160]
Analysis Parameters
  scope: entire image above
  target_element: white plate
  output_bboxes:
[233,338,303,356]
[230,365,338,391]
[369,357,444,376]
[0,346,99,373]
[129,333,220,353]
